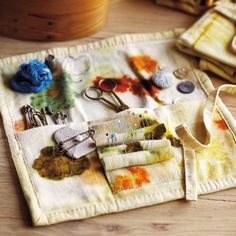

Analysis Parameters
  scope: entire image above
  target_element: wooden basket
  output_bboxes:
[0,0,109,41]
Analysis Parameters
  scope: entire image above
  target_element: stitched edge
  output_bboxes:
[0,29,186,226]
[193,69,236,195]
[0,28,235,225]
[0,76,48,225]
[44,181,184,226]
[0,28,185,68]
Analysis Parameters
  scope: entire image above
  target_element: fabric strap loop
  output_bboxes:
[176,84,236,151]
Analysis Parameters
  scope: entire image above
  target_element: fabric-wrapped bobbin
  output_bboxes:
[151,67,175,88]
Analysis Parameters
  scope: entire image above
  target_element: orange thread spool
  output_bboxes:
[0,0,109,41]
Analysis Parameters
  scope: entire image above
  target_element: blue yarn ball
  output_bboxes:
[11,59,53,93]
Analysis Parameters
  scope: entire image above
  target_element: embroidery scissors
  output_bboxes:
[84,78,129,112]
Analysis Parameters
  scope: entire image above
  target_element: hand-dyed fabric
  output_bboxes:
[155,0,219,15]
[177,1,236,84]
[0,30,235,226]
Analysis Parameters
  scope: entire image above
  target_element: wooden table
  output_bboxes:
[0,0,236,235]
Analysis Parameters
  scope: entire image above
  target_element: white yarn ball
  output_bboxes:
[151,69,175,88]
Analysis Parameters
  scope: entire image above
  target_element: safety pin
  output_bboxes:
[52,129,95,156]
[59,129,95,150]
[31,110,46,127]
[24,105,45,128]
[41,106,58,125]
[21,105,31,129]
[55,112,68,124]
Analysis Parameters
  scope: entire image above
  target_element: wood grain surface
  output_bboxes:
[0,0,109,41]
[0,0,236,235]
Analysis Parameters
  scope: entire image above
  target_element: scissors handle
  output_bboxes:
[111,92,129,111]
[100,97,121,112]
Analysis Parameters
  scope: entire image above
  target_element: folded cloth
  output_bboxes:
[98,139,175,171]
[155,0,218,15]
[176,1,236,84]
[91,110,174,171]
[199,59,236,84]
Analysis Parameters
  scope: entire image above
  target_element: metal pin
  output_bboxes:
[105,132,110,146]
[41,107,48,125]
[45,54,57,72]
[59,129,94,147]
[118,119,126,153]
[53,129,95,156]
[28,107,38,127]
[21,105,30,129]
[55,112,68,124]
[45,106,58,124]
[110,133,118,147]
[32,111,45,127]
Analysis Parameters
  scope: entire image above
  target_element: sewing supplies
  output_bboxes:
[84,78,129,112]
[101,112,161,152]
[21,105,68,129]
[21,105,45,129]
[62,55,92,83]
[41,106,56,125]
[174,68,188,80]
[11,59,53,93]
[177,81,195,94]
[45,55,57,72]
[151,66,175,88]
[53,127,96,159]
[55,112,68,124]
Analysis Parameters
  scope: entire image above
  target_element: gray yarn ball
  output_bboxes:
[151,69,175,88]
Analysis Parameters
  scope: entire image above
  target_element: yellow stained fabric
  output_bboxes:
[98,140,175,171]
[177,2,236,83]
[155,0,225,15]
[0,30,235,226]
[176,83,236,151]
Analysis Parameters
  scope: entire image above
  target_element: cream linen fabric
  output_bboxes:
[0,30,235,226]
[177,1,236,84]
[155,0,229,15]
[97,139,174,171]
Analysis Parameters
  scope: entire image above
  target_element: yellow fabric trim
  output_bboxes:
[176,83,236,151]
[183,145,198,200]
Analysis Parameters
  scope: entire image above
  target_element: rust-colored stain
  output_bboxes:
[93,75,160,98]
[213,119,228,130]
[113,166,150,193]
[113,175,133,192]
[14,119,26,132]
[127,166,150,187]
[129,55,158,73]
[47,87,60,97]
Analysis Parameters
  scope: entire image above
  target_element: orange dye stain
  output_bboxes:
[47,88,60,97]
[127,166,150,187]
[113,175,133,192]
[93,75,160,98]
[213,119,228,130]
[129,55,158,74]
[14,119,26,132]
